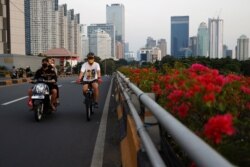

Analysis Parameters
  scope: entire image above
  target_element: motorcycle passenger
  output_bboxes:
[77,52,102,108]
[27,58,58,111]
[48,57,60,104]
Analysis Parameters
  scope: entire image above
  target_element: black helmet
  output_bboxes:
[87,52,95,59]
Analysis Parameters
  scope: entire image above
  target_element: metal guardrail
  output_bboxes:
[117,71,234,167]
[116,74,166,167]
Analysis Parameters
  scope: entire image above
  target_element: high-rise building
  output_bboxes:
[236,35,249,61]
[89,29,111,60]
[146,37,156,49]
[25,1,81,56]
[80,25,89,60]
[157,39,167,57]
[57,4,68,49]
[74,14,81,56]
[171,16,189,58]
[125,42,129,53]
[197,22,209,57]
[87,23,115,58]
[106,4,125,42]
[208,18,223,59]
[189,36,197,56]
[67,9,75,54]
[25,0,58,55]
[0,0,25,55]
[106,4,125,59]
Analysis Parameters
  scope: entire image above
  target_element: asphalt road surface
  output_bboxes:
[0,75,120,167]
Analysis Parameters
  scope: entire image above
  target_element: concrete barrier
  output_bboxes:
[117,104,141,167]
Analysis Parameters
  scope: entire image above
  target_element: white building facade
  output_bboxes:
[25,1,82,56]
[89,29,111,60]
[0,0,25,55]
[208,18,223,59]
[236,35,249,61]
[87,23,115,58]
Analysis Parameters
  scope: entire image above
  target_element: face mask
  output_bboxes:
[88,59,94,64]
[42,63,48,68]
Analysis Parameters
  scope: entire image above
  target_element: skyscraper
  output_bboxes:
[87,24,115,58]
[57,4,68,49]
[189,36,197,56]
[208,18,223,59]
[106,4,125,59]
[106,4,125,42]
[171,16,189,58]
[146,37,156,49]
[236,35,249,61]
[197,22,209,57]
[89,29,111,60]
[25,0,58,55]
[0,0,25,55]
[25,0,82,56]
[157,39,167,57]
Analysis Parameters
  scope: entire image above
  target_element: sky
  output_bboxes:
[59,0,250,55]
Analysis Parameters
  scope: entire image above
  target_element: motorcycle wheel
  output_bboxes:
[34,103,43,122]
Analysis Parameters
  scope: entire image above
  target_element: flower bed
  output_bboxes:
[119,64,250,166]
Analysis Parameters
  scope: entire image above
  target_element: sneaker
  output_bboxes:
[93,102,98,108]
[28,99,33,108]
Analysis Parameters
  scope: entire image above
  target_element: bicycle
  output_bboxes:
[84,82,94,121]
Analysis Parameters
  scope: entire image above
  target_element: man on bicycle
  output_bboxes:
[77,52,102,108]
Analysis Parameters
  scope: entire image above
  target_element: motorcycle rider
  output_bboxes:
[77,52,102,108]
[11,66,17,79]
[27,58,58,111]
[48,57,60,104]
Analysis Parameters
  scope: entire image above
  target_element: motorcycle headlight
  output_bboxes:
[32,83,49,94]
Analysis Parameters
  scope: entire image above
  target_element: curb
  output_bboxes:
[0,78,31,86]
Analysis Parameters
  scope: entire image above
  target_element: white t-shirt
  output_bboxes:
[80,62,100,81]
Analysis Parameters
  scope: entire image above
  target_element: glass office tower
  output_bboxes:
[106,4,125,42]
[171,16,189,58]
[197,22,209,57]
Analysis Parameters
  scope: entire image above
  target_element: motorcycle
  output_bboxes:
[11,71,18,79]
[31,78,56,122]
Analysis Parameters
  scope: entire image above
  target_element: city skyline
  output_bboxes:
[59,0,250,56]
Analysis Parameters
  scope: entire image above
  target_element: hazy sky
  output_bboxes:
[60,0,250,54]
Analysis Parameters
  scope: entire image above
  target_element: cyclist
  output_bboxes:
[77,52,102,108]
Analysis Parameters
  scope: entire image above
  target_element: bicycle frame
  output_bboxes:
[84,83,94,121]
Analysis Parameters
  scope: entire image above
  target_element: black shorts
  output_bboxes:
[82,79,98,85]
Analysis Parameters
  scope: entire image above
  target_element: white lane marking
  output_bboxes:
[2,96,28,106]
[71,80,76,83]
[58,84,62,87]
[90,77,113,167]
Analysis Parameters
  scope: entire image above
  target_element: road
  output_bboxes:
[0,76,119,167]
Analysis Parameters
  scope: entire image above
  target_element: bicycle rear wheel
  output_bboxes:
[85,99,92,121]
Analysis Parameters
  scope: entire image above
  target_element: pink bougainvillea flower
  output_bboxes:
[204,114,235,144]
[167,89,184,103]
[241,86,250,95]
[203,93,215,103]
[177,103,190,118]
[152,84,162,95]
